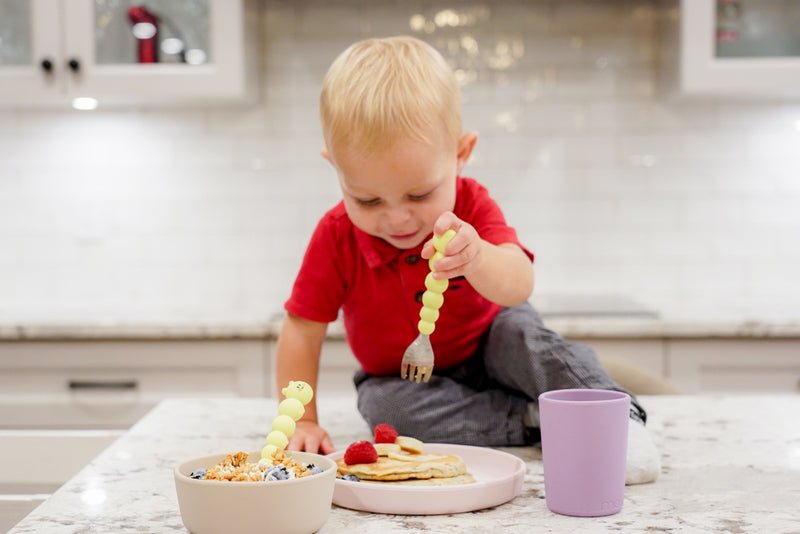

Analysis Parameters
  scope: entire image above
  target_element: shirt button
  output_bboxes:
[414,291,424,303]
[406,254,420,264]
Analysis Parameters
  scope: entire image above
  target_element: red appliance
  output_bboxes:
[128,6,159,63]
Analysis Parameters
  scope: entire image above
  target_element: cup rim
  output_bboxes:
[538,388,630,403]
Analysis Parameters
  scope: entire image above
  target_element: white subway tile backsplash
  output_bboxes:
[1,0,799,324]
[746,195,800,227]
[297,4,363,38]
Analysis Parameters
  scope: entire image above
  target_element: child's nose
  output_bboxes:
[385,206,412,225]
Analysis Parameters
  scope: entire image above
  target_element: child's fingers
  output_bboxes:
[420,239,435,259]
[433,211,459,233]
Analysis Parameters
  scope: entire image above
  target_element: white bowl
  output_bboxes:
[174,450,336,534]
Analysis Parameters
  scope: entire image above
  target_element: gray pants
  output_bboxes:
[354,302,645,447]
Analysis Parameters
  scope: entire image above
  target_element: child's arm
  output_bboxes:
[422,211,534,307]
[275,313,336,455]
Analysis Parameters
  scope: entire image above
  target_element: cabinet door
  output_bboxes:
[668,339,800,393]
[0,0,64,102]
[0,0,255,107]
[0,340,269,429]
[676,0,800,98]
[62,0,253,104]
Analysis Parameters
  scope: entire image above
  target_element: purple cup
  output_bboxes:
[538,388,630,517]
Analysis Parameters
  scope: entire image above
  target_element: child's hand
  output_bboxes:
[421,211,484,280]
[287,420,336,455]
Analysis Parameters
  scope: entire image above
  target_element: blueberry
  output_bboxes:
[307,463,324,475]
[189,468,206,480]
[341,474,360,482]
[264,464,291,481]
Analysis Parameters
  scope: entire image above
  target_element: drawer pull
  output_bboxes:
[68,380,138,390]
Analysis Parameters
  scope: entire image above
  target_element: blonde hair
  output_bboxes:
[320,36,462,155]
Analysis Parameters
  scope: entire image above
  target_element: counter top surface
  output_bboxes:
[9,394,800,533]
[3,317,800,341]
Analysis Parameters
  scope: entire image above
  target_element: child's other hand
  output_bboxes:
[287,420,336,455]
[421,211,483,280]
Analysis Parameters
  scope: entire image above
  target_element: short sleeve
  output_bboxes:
[284,214,347,323]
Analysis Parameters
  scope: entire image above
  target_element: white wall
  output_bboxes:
[1,0,799,325]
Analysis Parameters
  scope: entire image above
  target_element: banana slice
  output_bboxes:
[395,436,424,454]
[387,452,448,462]
[374,443,402,456]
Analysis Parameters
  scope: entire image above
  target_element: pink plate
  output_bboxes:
[327,443,526,515]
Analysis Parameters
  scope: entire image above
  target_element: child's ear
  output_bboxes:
[456,131,478,174]
[321,147,333,164]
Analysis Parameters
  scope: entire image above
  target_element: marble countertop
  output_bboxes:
[9,394,800,533]
[3,316,800,341]
[4,294,800,341]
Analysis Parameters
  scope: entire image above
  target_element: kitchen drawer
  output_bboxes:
[0,429,121,533]
[0,494,46,534]
[566,338,665,379]
[0,340,269,429]
[0,430,122,492]
[667,339,800,393]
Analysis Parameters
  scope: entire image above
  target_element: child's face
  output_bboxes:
[325,130,472,250]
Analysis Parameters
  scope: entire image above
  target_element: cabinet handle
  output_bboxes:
[68,380,138,390]
[67,58,81,72]
[40,58,54,73]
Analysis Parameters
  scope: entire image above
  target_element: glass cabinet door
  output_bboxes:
[93,1,211,66]
[0,0,32,66]
[0,0,252,107]
[715,0,800,58]
[0,0,63,101]
[676,0,800,98]
[62,0,250,104]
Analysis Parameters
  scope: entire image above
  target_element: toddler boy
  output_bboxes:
[276,36,659,484]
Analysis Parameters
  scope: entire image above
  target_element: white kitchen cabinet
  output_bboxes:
[0,494,44,534]
[0,339,269,429]
[264,339,359,398]
[0,428,122,532]
[659,0,800,98]
[567,338,665,379]
[666,339,800,393]
[0,0,257,107]
[566,337,676,395]
[314,337,670,396]
[0,337,269,532]
[313,337,800,395]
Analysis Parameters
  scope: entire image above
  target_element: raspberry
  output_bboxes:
[343,440,378,465]
[373,423,399,444]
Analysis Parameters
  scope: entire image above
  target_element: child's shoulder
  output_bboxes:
[457,175,489,196]
[455,176,494,208]
[321,201,349,223]
[317,201,356,238]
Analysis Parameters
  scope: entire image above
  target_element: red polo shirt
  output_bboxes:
[284,176,533,376]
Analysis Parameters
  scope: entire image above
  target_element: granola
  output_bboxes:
[202,450,311,482]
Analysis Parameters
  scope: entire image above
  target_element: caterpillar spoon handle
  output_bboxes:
[400,229,455,383]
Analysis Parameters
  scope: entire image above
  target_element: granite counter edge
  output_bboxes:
[2,317,800,341]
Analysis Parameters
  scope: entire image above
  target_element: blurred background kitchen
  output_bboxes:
[1,0,799,528]
[2,0,799,327]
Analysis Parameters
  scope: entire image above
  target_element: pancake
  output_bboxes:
[336,451,469,482]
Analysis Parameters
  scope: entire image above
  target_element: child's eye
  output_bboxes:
[356,198,381,207]
[408,192,431,202]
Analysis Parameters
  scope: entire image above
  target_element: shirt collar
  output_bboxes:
[353,226,423,268]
